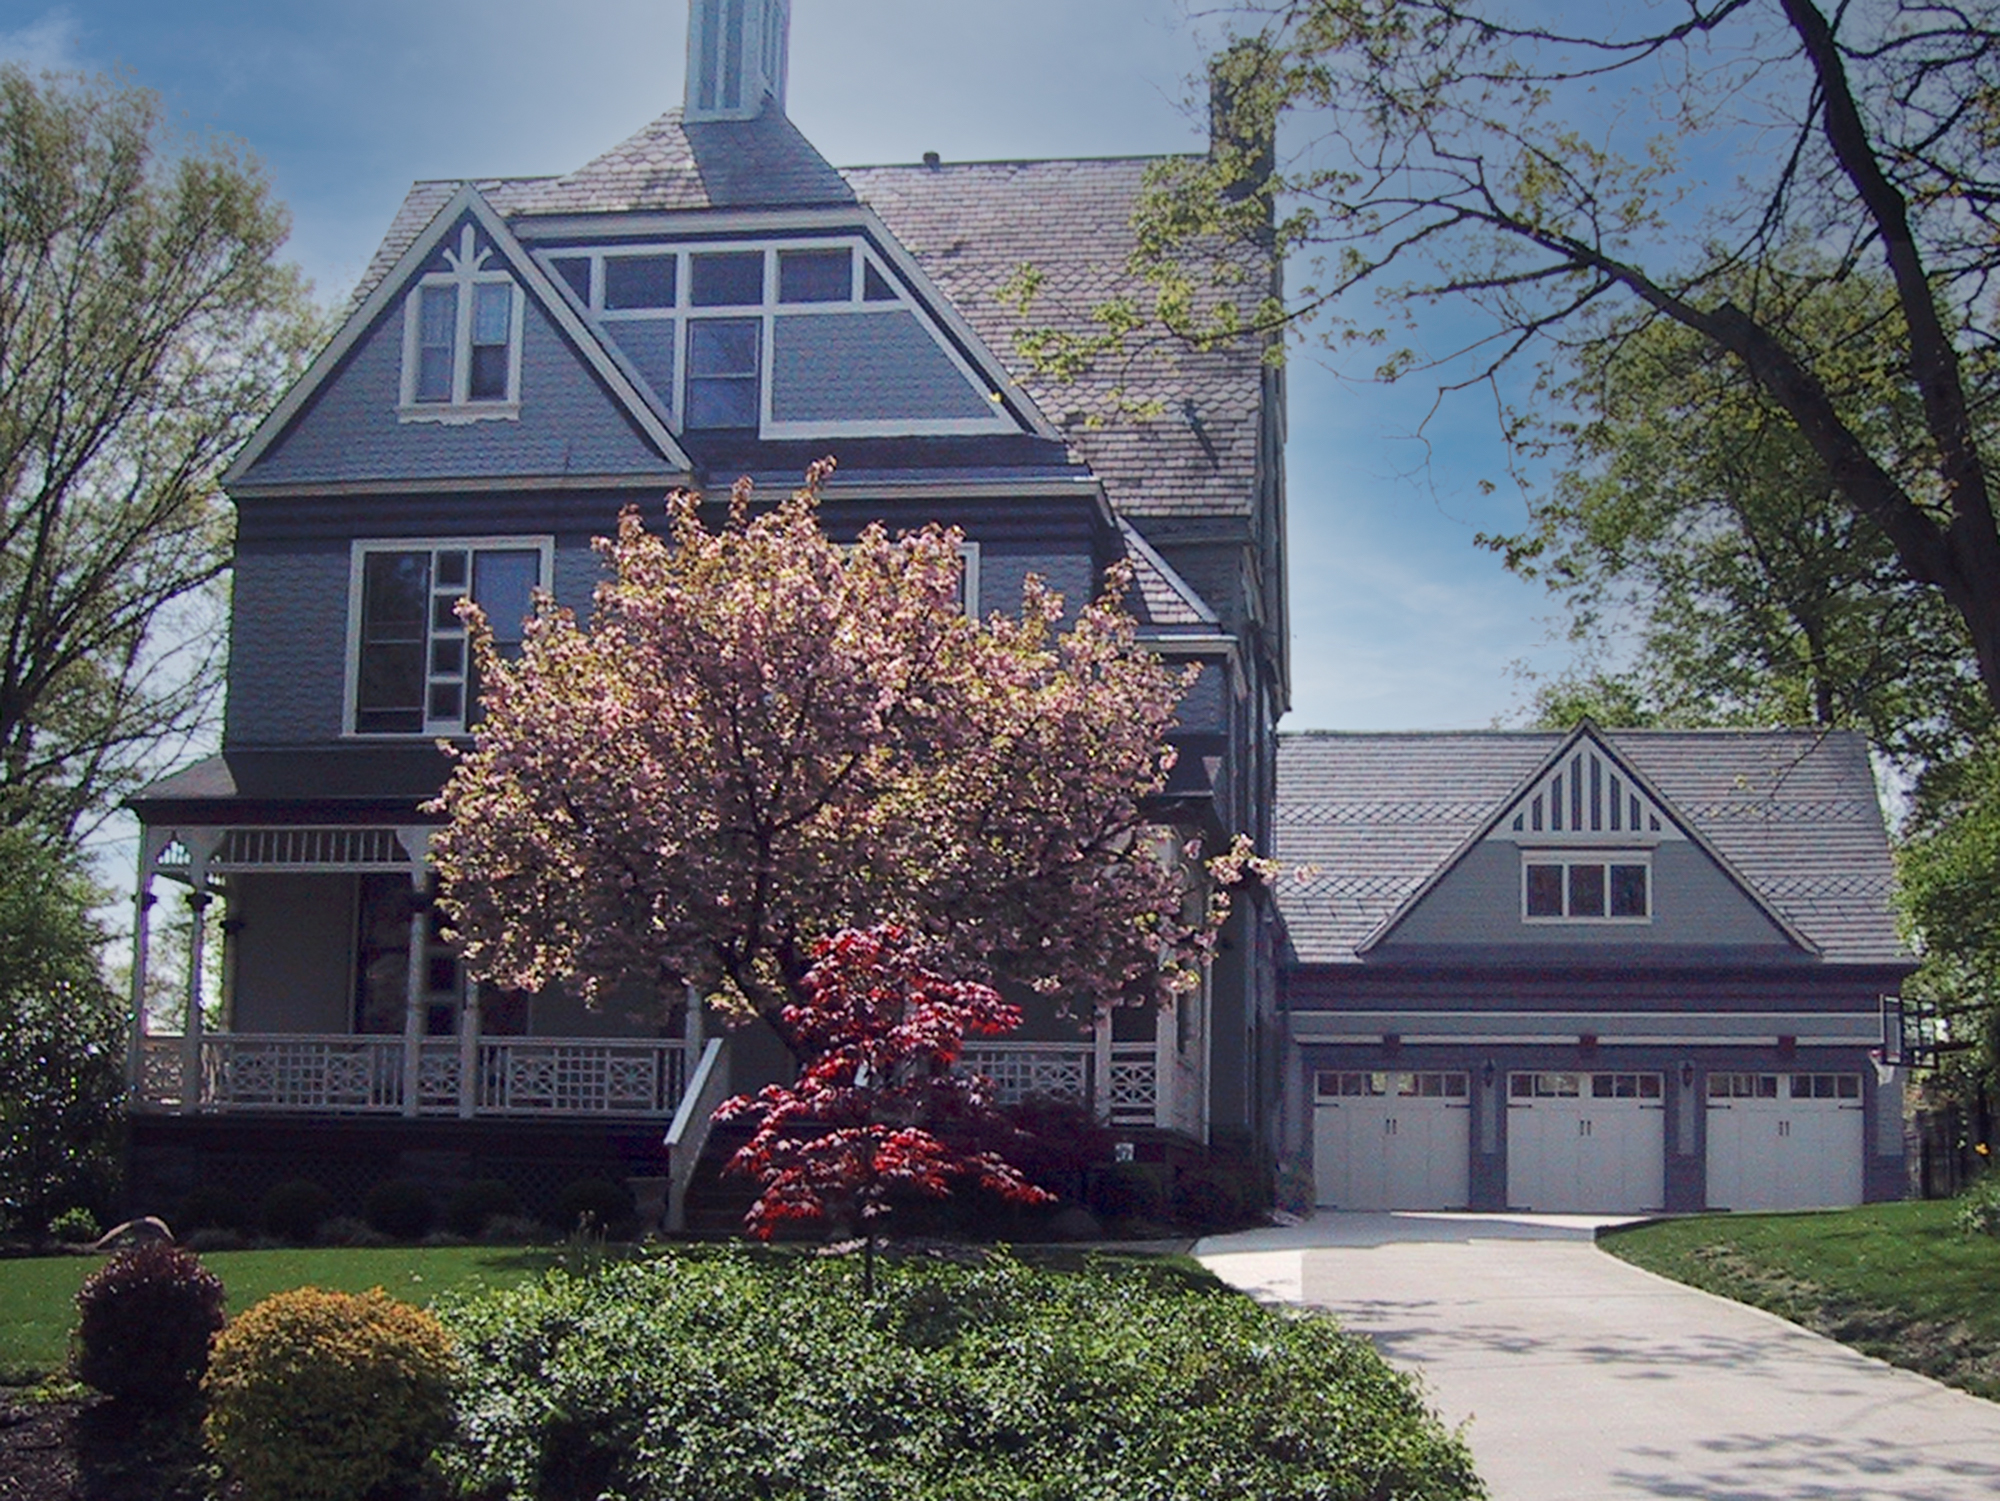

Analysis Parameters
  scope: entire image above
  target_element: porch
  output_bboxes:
[131,1030,1201,1136]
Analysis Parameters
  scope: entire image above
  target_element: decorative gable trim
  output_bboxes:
[1356,722,1818,956]
[1489,736,1682,843]
[224,185,693,488]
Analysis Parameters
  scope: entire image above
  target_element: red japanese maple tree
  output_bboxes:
[715,924,1053,1290]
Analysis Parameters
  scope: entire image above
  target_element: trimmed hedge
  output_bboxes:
[438,1252,1484,1501]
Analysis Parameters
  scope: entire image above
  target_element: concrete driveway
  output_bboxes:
[1195,1213,2000,1501]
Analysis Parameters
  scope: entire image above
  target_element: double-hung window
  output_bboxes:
[349,539,551,735]
[401,225,524,420]
[1522,853,1651,922]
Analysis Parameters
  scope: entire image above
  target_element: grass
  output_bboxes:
[1601,1199,2000,1400]
[0,1244,557,1385]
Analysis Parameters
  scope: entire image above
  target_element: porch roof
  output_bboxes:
[126,748,453,826]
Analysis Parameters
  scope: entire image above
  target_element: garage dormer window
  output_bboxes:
[1523,853,1651,922]
[401,226,524,422]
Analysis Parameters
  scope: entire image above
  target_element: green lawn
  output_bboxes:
[1601,1200,2000,1400]
[0,1244,557,1384]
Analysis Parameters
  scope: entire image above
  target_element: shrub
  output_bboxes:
[317,1215,388,1248]
[1171,1167,1248,1233]
[261,1179,334,1243]
[363,1179,435,1241]
[50,1206,100,1244]
[437,1252,1483,1501]
[205,1287,457,1501]
[1088,1162,1167,1223]
[1956,1175,2000,1237]
[445,1177,523,1238]
[554,1177,635,1237]
[176,1184,253,1236]
[72,1243,226,1406]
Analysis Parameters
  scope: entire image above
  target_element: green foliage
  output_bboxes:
[1900,740,2000,1096]
[1171,1167,1249,1233]
[0,65,321,838]
[363,1179,437,1242]
[176,1184,253,1236]
[72,1243,226,1406]
[438,1251,1484,1501]
[1488,273,1988,765]
[0,828,123,1238]
[260,1180,334,1244]
[49,1206,98,1244]
[553,1177,635,1238]
[203,1286,457,1501]
[445,1178,524,1239]
[1087,1162,1168,1224]
[1954,1175,2000,1238]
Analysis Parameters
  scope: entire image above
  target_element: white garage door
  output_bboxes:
[1507,1072,1665,1213]
[1314,1070,1470,1210]
[1706,1072,1865,1211]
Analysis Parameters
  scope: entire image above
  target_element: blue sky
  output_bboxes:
[1,0,1576,732]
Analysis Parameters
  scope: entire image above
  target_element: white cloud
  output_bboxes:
[0,8,82,71]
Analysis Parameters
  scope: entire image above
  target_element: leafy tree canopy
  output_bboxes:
[1084,1,2000,717]
[1489,269,1990,766]
[0,65,320,840]
[433,466,1258,1050]
[0,825,122,1236]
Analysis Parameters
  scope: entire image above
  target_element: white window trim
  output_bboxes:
[343,535,555,739]
[531,236,1015,438]
[400,226,526,424]
[1520,850,1653,925]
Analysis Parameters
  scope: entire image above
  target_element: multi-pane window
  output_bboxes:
[534,238,947,435]
[402,225,522,416]
[1523,854,1650,921]
[686,318,761,429]
[350,540,549,735]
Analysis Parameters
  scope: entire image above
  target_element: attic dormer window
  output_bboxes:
[400,225,523,422]
[1523,853,1651,923]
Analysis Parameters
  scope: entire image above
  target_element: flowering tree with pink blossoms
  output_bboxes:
[716,924,1054,1291]
[431,461,1258,1056]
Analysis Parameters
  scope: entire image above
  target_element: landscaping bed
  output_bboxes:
[1600,1199,2000,1401]
[0,1243,1486,1500]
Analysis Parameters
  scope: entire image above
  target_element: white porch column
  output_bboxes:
[175,831,221,1115]
[125,845,159,1102]
[1092,1009,1114,1124]
[394,828,435,1119]
[1153,995,1176,1133]
[458,982,481,1119]
[401,872,428,1118]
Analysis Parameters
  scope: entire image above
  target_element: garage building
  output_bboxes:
[1276,725,1911,1214]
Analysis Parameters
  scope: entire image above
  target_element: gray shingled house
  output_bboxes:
[121,1,1288,1224]
[1274,725,1912,1214]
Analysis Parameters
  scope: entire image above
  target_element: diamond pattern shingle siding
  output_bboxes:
[1277,729,1905,966]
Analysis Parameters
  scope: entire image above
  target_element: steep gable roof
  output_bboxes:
[1276,728,1907,966]
[231,184,692,487]
[844,158,1270,524]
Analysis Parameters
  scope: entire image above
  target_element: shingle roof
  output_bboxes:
[342,130,1270,533]
[351,108,854,308]
[1276,729,1907,967]
[845,158,1269,522]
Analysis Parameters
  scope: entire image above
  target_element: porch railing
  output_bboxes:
[961,1040,1169,1130]
[135,1034,692,1119]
